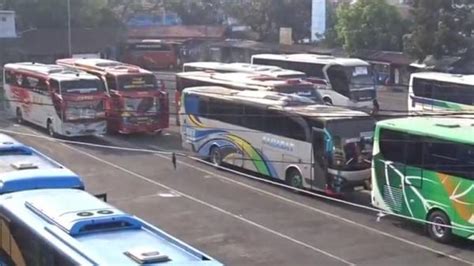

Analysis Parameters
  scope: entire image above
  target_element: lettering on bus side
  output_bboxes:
[262,136,295,152]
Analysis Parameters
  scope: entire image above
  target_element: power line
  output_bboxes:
[1,128,473,235]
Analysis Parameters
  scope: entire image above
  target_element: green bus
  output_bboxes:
[371,117,474,242]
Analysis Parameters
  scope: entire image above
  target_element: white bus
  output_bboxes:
[180,86,375,194]
[3,63,107,137]
[182,62,307,79]
[409,72,474,113]
[251,54,378,111]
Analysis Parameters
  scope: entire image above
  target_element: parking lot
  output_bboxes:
[1,92,473,266]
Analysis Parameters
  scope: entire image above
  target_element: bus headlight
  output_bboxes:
[121,112,131,117]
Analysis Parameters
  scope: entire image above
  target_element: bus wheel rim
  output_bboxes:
[291,174,302,188]
[432,217,446,238]
[212,149,221,165]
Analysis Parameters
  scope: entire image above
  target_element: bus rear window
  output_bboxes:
[61,80,104,94]
[117,75,157,91]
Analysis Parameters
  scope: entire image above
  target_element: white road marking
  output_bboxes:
[9,125,474,265]
[58,141,354,266]
[144,145,474,265]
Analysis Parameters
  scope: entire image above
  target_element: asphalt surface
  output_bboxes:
[1,110,473,265]
[0,72,469,266]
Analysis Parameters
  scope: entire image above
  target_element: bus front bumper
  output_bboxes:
[327,168,371,193]
[61,121,107,137]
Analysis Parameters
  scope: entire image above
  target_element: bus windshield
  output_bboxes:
[61,79,104,94]
[348,66,374,88]
[117,74,157,91]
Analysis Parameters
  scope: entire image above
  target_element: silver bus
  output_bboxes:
[180,86,375,194]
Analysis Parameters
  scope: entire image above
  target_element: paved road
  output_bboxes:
[1,115,473,266]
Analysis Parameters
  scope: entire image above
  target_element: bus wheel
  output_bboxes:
[286,169,303,191]
[323,98,333,106]
[47,120,57,138]
[16,108,23,124]
[427,210,453,243]
[210,147,222,167]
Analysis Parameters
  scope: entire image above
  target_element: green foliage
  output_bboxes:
[404,0,474,59]
[225,0,312,42]
[335,0,407,54]
[5,0,122,29]
[163,0,225,25]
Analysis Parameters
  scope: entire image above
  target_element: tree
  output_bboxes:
[163,0,225,25]
[335,0,407,54]
[5,0,122,30]
[404,0,474,59]
[226,0,312,42]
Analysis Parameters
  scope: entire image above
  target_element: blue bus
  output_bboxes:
[0,134,84,193]
[0,188,222,265]
[0,134,222,265]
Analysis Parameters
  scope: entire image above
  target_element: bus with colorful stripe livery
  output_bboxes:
[409,72,474,114]
[371,117,474,242]
[180,86,375,194]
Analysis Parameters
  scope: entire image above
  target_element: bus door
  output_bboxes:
[311,127,328,190]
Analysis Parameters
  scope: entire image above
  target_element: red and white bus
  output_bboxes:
[56,58,169,134]
[3,63,107,137]
[121,39,178,70]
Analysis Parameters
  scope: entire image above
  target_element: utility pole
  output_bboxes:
[67,0,72,56]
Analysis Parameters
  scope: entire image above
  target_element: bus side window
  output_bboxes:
[379,129,406,163]
[36,79,49,95]
[49,80,60,94]
[4,70,14,85]
[106,75,117,90]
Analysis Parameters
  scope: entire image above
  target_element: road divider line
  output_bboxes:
[59,142,355,266]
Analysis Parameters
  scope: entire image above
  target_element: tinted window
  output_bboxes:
[424,140,474,180]
[61,79,104,94]
[413,78,474,105]
[4,70,14,85]
[208,98,243,125]
[380,128,474,180]
[106,75,117,90]
[380,129,406,163]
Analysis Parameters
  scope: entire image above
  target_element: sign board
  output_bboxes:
[0,11,16,38]
[279,27,293,45]
[311,0,326,42]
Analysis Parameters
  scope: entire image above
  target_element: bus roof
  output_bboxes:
[184,86,368,120]
[177,71,313,89]
[252,53,370,67]
[377,117,474,144]
[0,134,84,193]
[4,62,100,82]
[410,72,474,85]
[1,189,221,265]
[183,62,306,77]
[56,58,153,76]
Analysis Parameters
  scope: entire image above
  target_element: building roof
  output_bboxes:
[127,25,227,40]
[377,117,474,144]
[18,28,123,56]
[355,50,414,65]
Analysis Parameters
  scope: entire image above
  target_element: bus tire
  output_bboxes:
[426,210,453,243]
[47,119,57,138]
[16,108,23,124]
[323,97,333,106]
[210,146,222,167]
[286,168,303,191]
